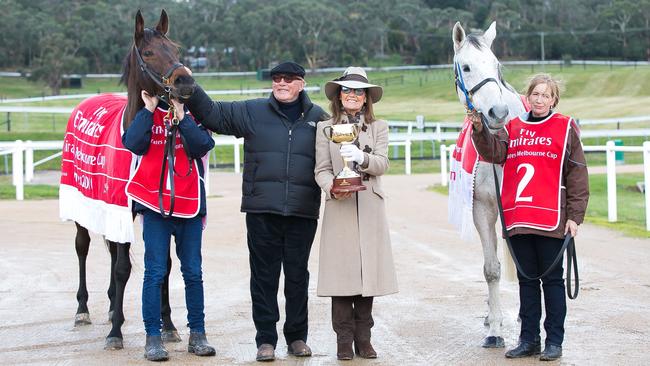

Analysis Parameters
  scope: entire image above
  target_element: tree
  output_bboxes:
[599,0,638,56]
[29,32,86,95]
[276,0,344,69]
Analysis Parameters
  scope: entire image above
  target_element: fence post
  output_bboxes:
[13,140,24,201]
[233,139,241,174]
[606,140,617,222]
[643,141,650,231]
[25,140,34,182]
[405,140,411,175]
[440,144,448,186]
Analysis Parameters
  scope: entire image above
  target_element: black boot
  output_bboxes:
[144,335,169,361]
[188,333,216,356]
[505,341,541,358]
[540,344,562,361]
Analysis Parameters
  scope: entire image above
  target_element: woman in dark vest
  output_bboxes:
[470,74,589,361]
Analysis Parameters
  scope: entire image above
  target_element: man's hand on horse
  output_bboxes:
[469,111,483,133]
[564,219,578,237]
[141,90,159,112]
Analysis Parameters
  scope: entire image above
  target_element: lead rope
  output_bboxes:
[157,100,194,218]
[158,104,179,218]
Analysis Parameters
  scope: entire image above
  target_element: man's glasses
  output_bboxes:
[271,74,302,83]
[341,86,366,96]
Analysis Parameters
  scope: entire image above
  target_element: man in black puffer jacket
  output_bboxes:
[184,61,328,362]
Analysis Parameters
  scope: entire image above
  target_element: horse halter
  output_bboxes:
[454,62,501,113]
[133,43,184,102]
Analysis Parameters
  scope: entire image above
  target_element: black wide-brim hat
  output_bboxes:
[325,67,383,103]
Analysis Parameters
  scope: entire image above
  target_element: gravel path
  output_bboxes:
[0,172,648,365]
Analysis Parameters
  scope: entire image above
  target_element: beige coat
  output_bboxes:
[315,116,398,297]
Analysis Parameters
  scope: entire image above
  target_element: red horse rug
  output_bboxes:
[59,94,135,243]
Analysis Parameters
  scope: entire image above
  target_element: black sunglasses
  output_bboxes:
[272,74,302,83]
[341,86,366,96]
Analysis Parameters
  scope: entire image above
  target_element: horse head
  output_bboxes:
[122,10,195,124]
[452,21,520,131]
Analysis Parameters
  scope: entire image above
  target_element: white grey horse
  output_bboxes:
[451,21,526,348]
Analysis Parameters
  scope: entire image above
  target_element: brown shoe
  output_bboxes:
[256,343,275,362]
[337,342,354,360]
[355,340,377,358]
[287,340,312,357]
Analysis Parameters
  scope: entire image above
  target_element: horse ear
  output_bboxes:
[156,9,169,35]
[135,10,144,44]
[452,22,466,52]
[484,21,497,49]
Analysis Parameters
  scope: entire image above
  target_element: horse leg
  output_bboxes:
[105,241,131,350]
[473,199,504,348]
[161,252,181,343]
[74,222,92,326]
[107,239,117,323]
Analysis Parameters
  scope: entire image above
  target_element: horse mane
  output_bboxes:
[465,33,484,50]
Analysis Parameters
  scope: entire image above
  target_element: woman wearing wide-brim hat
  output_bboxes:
[315,67,398,361]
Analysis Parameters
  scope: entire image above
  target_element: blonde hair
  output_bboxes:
[329,87,377,124]
[524,73,562,108]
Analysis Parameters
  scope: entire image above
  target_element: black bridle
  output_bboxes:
[133,43,184,103]
[133,42,192,218]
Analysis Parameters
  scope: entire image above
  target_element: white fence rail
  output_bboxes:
[3,136,650,231]
[0,136,414,200]
[439,141,650,231]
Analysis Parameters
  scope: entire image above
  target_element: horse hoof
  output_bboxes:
[74,313,92,326]
[104,337,124,350]
[482,336,505,348]
[107,310,114,323]
[161,329,181,343]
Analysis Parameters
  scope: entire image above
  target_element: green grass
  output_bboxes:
[4,64,650,128]
[429,173,649,238]
[0,176,58,199]
[1,65,649,237]
[585,173,648,238]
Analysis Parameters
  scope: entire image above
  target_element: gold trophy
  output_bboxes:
[322,124,367,193]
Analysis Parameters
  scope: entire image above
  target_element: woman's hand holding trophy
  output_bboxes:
[322,123,367,195]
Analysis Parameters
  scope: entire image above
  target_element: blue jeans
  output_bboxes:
[142,210,205,336]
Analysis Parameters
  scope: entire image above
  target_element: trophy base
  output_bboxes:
[331,176,367,194]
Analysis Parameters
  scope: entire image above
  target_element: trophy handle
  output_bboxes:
[322,125,333,140]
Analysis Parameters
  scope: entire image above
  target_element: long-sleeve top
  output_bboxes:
[122,103,215,216]
[184,85,329,219]
[471,111,589,239]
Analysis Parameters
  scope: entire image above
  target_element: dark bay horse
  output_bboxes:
[60,9,196,350]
